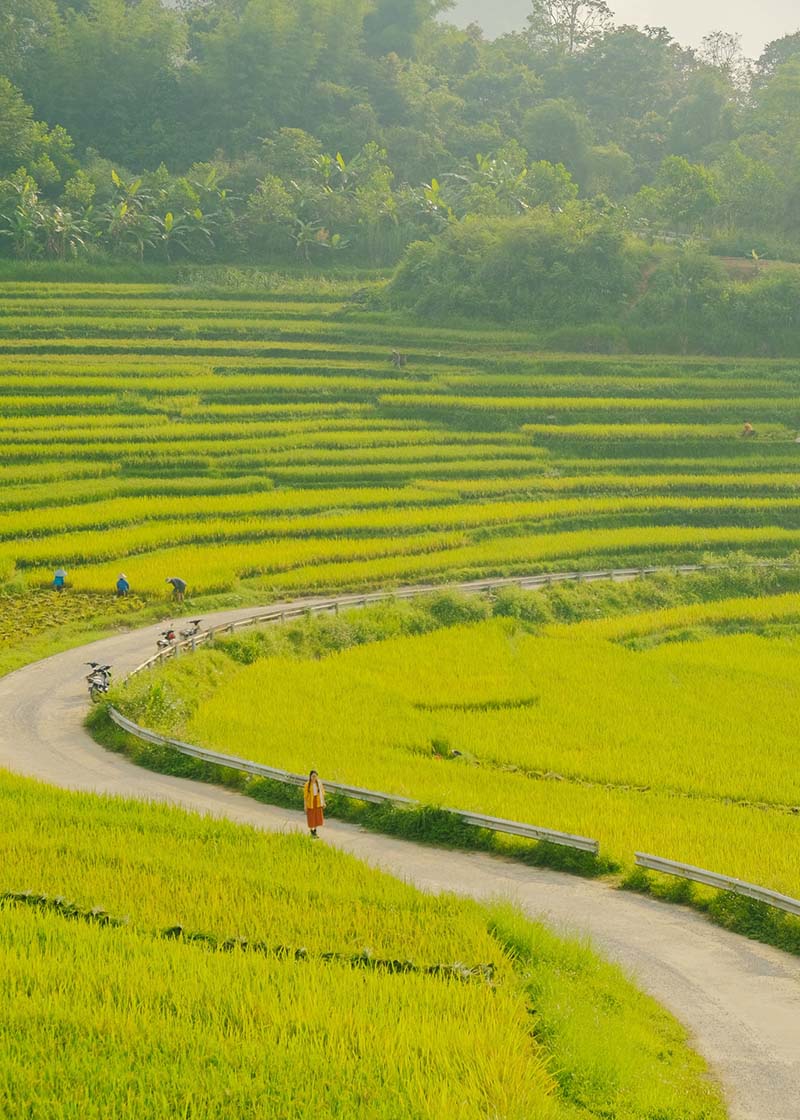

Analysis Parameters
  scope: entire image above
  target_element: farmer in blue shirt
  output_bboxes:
[116,574,130,597]
[53,568,67,592]
[165,576,187,603]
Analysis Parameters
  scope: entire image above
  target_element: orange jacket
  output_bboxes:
[303,778,326,810]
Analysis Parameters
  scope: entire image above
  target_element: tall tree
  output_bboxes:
[187,0,371,161]
[699,30,751,90]
[555,25,694,153]
[634,155,720,233]
[29,0,185,167]
[364,0,452,58]
[0,0,59,86]
[526,0,613,55]
[755,31,800,82]
[0,79,39,175]
[712,143,784,232]
[668,73,735,162]
[0,77,74,186]
[750,59,800,136]
[522,98,593,182]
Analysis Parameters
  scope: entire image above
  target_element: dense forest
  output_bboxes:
[2,0,800,345]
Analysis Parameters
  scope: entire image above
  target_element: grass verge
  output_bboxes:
[621,868,800,955]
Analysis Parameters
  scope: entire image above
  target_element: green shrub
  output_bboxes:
[388,207,639,326]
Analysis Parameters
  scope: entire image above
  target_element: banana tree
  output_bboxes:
[292,218,348,261]
[96,198,155,261]
[152,208,215,262]
[0,204,41,258]
[95,169,158,260]
[413,178,455,229]
[444,152,533,217]
[41,205,90,259]
[0,175,46,258]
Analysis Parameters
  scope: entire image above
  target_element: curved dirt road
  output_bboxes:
[0,598,798,1119]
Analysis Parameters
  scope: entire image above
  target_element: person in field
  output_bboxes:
[53,568,67,592]
[303,770,326,838]
[165,576,187,602]
[116,574,130,597]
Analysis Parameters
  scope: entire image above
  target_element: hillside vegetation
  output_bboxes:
[3,1,800,275]
[3,3,798,1115]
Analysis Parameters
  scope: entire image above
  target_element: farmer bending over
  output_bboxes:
[165,576,187,603]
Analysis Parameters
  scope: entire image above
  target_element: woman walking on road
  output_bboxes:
[304,770,326,838]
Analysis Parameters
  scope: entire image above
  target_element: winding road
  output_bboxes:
[1,589,798,1118]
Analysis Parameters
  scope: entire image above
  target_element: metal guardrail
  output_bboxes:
[108,708,599,853]
[129,563,719,677]
[129,559,792,679]
[116,559,799,884]
[635,854,800,918]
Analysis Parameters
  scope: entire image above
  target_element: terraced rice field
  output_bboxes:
[0,772,723,1119]
[2,279,800,595]
[178,591,800,900]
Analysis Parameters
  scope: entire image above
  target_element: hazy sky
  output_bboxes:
[447,1,800,58]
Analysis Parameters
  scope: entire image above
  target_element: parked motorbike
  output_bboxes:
[156,627,177,649]
[85,662,112,702]
[179,619,203,640]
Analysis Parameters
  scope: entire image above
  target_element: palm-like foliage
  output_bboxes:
[0,175,88,259]
[152,208,215,262]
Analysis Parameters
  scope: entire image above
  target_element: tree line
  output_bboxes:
[1,0,799,267]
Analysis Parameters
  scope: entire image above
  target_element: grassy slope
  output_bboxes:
[0,771,724,1120]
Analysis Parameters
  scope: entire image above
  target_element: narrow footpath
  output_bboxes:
[0,593,798,1119]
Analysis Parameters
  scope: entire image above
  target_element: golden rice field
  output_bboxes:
[1,278,800,595]
[0,771,724,1120]
[3,275,797,1117]
[177,591,800,899]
